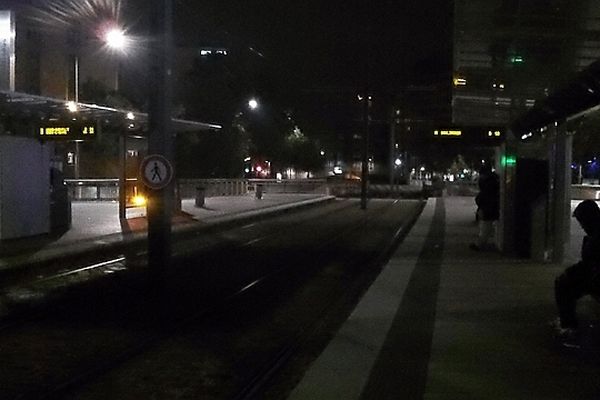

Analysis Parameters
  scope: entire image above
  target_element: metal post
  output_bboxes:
[551,124,572,263]
[389,108,395,186]
[74,56,79,103]
[74,141,80,179]
[147,0,173,290]
[360,5,371,210]
[119,132,126,220]
[360,95,369,210]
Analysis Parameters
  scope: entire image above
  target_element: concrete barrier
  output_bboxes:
[571,184,600,200]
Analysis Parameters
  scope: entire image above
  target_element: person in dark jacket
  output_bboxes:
[470,164,500,250]
[553,200,600,338]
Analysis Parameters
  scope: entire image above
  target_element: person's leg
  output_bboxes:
[477,219,494,247]
[555,263,588,329]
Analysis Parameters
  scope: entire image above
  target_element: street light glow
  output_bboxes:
[66,101,78,113]
[248,99,259,110]
[104,27,126,50]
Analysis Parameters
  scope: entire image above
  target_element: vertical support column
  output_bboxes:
[360,97,369,210]
[118,132,126,220]
[389,108,396,186]
[551,123,572,263]
[147,0,173,290]
[498,136,517,255]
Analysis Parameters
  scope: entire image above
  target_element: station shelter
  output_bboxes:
[0,90,219,240]
[499,60,600,262]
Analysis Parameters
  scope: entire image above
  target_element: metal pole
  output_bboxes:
[147,0,173,290]
[360,95,369,210]
[389,108,396,186]
[119,132,126,220]
[360,3,370,210]
[74,56,79,103]
[115,60,120,92]
[551,124,572,263]
[74,141,80,179]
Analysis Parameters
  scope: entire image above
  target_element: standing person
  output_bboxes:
[553,200,600,339]
[470,164,500,251]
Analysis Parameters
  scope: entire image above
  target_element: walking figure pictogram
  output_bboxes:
[151,162,162,182]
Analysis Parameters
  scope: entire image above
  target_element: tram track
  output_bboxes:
[0,200,355,327]
[232,199,423,400]
[0,198,422,399]
[55,199,423,399]
[0,198,358,398]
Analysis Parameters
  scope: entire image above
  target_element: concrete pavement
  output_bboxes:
[289,196,600,399]
[0,193,333,272]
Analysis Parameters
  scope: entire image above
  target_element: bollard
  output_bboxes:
[195,186,206,207]
[255,184,263,199]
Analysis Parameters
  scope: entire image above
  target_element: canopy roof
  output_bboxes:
[512,60,600,137]
[0,90,222,134]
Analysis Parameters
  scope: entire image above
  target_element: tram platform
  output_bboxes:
[288,196,600,400]
[0,194,333,271]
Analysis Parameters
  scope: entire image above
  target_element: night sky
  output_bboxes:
[1,0,452,95]
[173,0,453,93]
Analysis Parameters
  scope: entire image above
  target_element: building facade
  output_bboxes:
[453,0,600,127]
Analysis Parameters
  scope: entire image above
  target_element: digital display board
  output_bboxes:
[433,126,505,144]
[434,129,462,137]
[39,124,96,140]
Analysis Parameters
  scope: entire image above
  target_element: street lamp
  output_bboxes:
[104,27,127,51]
[248,98,259,110]
[102,26,128,92]
[73,25,128,102]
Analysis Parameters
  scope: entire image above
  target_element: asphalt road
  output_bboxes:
[0,198,423,399]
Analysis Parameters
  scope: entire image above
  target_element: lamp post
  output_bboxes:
[103,27,127,91]
[73,26,127,102]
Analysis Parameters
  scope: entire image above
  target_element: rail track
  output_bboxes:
[0,199,423,399]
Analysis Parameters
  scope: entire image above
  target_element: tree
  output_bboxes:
[448,154,470,178]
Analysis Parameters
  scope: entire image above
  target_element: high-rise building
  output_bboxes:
[453,0,600,127]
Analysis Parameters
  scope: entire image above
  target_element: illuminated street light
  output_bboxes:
[104,27,127,51]
[248,98,259,110]
[66,101,78,113]
[395,158,402,166]
[103,26,128,92]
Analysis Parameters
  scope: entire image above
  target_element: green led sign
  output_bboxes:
[510,55,524,64]
[502,155,517,166]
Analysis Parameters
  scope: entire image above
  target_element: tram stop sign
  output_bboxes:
[140,154,173,190]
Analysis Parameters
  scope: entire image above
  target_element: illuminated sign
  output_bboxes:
[433,126,505,144]
[434,129,462,137]
[502,155,517,166]
[38,124,97,140]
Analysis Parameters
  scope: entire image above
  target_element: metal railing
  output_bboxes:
[247,179,328,194]
[178,179,249,197]
[65,178,330,201]
[65,178,142,205]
